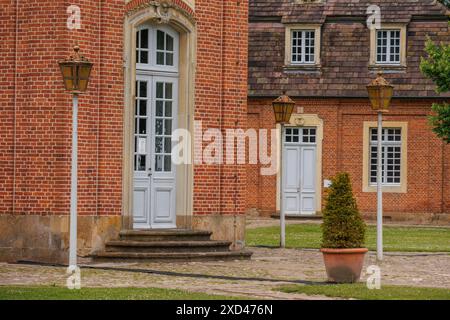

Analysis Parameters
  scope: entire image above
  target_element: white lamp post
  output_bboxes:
[272,92,295,248]
[59,45,93,268]
[367,72,394,261]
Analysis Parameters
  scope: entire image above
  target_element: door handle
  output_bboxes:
[148,168,152,177]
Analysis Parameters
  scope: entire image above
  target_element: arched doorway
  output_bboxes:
[133,24,179,229]
[122,4,197,231]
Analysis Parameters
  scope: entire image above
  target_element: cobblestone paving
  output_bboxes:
[1,245,449,299]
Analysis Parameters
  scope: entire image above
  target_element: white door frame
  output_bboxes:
[132,23,180,229]
[282,127,317,215]
[122,9,197,231]
[276,114,323,216]
[133,74,178,229]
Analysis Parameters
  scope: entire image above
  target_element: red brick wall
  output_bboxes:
[0,0,249,218]
[194,0,248,216]
[247,97,450,216]
[0,0,123,214]
[0,1,126,217]
[0,1,16,214]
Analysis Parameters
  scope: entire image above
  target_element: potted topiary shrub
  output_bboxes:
[321,173,367,283]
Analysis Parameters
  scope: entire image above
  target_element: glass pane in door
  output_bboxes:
[134,80,148,172]
[154,81,173,172]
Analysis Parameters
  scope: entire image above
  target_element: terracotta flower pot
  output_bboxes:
[320,248,368,283]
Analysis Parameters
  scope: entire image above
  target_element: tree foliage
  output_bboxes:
[420,39,450,94]
[321,173,366,249]
[420,38,450,143]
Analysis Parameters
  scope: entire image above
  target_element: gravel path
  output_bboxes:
[1,245,449,299]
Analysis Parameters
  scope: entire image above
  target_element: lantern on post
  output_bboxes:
[366,72,394,261]
[272,92,296,124]
[367,72,394,113]
[58,45,93,271]
[59,45,93,93]
[272,92,295,248]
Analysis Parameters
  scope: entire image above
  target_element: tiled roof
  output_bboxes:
[248,0,450,98]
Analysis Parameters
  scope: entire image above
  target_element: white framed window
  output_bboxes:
[376,30,401,64]
[369,24,406,68]
[136,24,179,73]
[134,79,150,172]
[363,121,408,193]
[136,28,149,64]
[369,128,402,185]
[154,81,174,172]
[284,127,317,144]
[134,24,179,175]
[291,30,316,64]
[285,24,321,67]
[156,29,175,67]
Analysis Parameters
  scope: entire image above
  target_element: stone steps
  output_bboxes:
[119,229,213,242]
[94,251,253,262]
[92,229,252,262]
[105,240,232,253]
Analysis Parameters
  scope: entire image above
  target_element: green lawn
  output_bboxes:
[277,283,450,300]
[246,224,450,252]
[0,286,241,300]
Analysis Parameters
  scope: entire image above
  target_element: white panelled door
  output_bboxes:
[133,76,178,229]
[282,127,317,215]
[133,24,179,229]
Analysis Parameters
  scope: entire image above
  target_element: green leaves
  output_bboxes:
[429,102,450,144]
[420,39,450,94]
[321,173,366,249]
[420,38,450,144]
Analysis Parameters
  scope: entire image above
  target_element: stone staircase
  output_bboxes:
[93,229,252,262]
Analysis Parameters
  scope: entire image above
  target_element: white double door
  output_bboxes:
[133,75,178,229]
[282,127,317,215]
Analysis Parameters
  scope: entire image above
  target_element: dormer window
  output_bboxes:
[292,30,316,64]
[376,30,401,64]
[369,24,407,70]
[285,24,321,70]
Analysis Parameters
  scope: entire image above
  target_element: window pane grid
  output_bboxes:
[369,128,402,185]
[156,30,175,67]
[136,29,149,64]
[136,27,177,69]
[292,30,315,64]
[154,82,174,172]
[376,30,400,64]
[134,80,149,172]
[285,128,317,144]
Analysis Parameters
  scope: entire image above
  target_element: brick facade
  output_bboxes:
[0,0,249,262]
[247,0,450,222]
[0,1,125,217]
[247,98,450,219]
[194,0,248,216]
